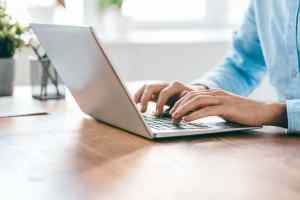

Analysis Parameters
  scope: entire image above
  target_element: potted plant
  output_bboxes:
[0,6,26,96]
[97,0,128,40]
[99,0,123,9]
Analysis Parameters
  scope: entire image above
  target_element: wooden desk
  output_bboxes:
[0,85,299,200]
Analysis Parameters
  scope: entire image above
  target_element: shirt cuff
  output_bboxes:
[287,99,300,134]
[191,79,221,90]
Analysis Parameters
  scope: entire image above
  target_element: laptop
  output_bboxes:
[31,24,260,139]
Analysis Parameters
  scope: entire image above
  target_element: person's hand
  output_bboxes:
[170,89,287,127]
[134,81,208,115]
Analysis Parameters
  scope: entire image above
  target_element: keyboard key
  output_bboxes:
[143,115,209,130]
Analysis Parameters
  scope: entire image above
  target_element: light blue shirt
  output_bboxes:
[194,0,300,133]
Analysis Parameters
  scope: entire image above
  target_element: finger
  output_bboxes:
[169,95,185,114]
[170,89,224,115]
[172,96,221,120]
[156,83,184,115]
[182,89,228,97]
[134,85,146,103]
[140,85,162,112]
[170,92,196,114]
[170,91,200,114]
[182,106,224,122]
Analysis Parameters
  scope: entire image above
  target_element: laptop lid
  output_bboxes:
[31,24,152,138]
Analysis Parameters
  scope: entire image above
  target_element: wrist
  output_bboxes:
[264,102,288,128]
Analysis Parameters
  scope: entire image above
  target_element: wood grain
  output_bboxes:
[0,85,299,200]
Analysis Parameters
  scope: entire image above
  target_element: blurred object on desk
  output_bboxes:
[0,87,47,118]
[30,57,65,101]
[28,35,65,101]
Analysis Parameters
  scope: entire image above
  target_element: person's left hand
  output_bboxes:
[170,89,287,127]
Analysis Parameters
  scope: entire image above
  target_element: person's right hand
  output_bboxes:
[134,81,208,115]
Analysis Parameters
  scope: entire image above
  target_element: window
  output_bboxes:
[122,0,206,22]
[228,0,250,25]
[5,0,84,25]
[122,0,250,29]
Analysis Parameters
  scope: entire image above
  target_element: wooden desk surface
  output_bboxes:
[0,85,299,200]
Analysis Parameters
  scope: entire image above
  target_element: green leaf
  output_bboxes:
[99,0,123,10]
[0,6,27,58]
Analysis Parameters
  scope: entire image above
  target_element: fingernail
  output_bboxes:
[184,117,191,122]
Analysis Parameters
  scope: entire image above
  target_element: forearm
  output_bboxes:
[193,1,266,97]
[192,55,266,97]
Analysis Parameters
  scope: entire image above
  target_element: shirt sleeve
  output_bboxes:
[192,1,267,96]
[287,100,300,134]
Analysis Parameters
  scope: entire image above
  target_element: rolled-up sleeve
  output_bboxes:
[192,1,267,96]
[287,100,300,134]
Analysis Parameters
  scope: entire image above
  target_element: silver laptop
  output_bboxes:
[31,24,259,139]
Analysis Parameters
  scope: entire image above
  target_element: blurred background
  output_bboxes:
[4,0,276,100]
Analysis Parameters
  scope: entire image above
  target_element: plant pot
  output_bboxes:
[0,58,15,96]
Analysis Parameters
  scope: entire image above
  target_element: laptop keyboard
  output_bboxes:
[143,115,209,130]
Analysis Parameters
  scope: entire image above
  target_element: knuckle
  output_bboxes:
[141,93,150,101]
[158,91,170,102]
[141,95,150,101]
[188,91,197,95]
[181,90,189,96]
[143,85,150,91]
[160,88,169,96]
[134,94,139,100]
[190,91,200,96]
[187,91,198,98]
[185,91,193,96]
[147,84,156,90]
[134,91,140,97]
[171,81,183,88]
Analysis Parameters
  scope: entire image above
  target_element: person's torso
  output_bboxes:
[254,0,300,100]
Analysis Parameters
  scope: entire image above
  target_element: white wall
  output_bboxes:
[15,41,277,101]
[106,42,277,101]
[106,42,229,82]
